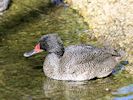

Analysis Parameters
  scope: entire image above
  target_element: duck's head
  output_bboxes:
[24,33,64,57]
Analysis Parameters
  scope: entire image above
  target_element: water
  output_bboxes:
[112,84,133,100]
[0,0,133,100]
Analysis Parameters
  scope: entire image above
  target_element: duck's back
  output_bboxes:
[59,45,120,80]
[60,45,112,66]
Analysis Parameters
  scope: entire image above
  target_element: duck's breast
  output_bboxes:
[43,53,60,78]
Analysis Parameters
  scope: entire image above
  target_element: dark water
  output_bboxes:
[0,0,133,100]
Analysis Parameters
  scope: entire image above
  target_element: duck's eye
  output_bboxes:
[39,36,49,42]
[44,36,49,40]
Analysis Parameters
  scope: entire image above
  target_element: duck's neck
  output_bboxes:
[43,52,61,79]
[50,51,64,58]
[47,45,64,58]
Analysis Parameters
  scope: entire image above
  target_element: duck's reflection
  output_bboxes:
[43,78,90,100]
[42,78,114,100]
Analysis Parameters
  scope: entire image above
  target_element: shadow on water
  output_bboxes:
[0,0,61,40]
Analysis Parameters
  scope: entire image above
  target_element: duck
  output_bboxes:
[24,33,122,81]
[0,0,10,13]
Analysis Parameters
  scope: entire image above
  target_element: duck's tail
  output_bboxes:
[103,46,126,58]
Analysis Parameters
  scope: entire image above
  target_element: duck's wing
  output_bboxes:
[60,45,117,74]
[60,45,110,65]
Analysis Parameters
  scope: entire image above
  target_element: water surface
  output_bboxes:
[0,0,133,100]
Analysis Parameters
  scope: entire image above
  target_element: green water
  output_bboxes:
[0,0,133,100]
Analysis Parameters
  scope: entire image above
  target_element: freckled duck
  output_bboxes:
[24,33,122,81]
[0,0,10,13]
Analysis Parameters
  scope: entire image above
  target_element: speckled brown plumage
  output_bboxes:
[38,33,121,81]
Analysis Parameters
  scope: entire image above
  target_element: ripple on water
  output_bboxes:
[112,84,133,100]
